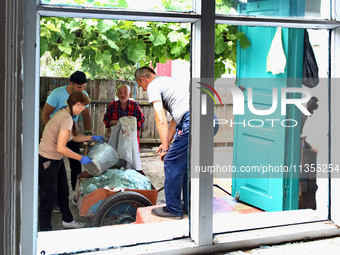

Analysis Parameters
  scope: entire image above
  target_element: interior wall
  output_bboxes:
[0,0,23,254]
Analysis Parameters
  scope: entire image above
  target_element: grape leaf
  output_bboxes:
[127,43,146,63]
[95,50,112,66]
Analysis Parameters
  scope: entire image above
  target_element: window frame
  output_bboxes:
[22,0,340,253]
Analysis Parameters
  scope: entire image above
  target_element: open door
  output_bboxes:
[232,1,305,212]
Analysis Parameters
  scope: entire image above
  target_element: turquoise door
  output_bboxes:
[232,1,305,212]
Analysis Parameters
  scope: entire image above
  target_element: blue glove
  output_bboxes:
[92,135,105,143]
[79,156,93,165]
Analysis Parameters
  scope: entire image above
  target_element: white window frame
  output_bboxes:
[22,0,340,254]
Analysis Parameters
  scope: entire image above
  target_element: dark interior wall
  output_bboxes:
[0,0,23,254]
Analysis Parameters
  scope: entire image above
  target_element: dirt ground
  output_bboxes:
[51,147,165,230]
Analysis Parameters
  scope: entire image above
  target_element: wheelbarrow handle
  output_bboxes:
[157,187,164,192]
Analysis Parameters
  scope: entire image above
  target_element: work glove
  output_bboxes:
[84,130,93,146]
[92,135,105,143]
[79,155,93,165]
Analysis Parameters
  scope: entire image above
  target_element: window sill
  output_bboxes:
[37,211,338,254]
[37,219,189,254]
[38,220,339,255]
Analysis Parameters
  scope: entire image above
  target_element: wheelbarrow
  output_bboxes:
[74,172,160,227]
[76,142,161,227]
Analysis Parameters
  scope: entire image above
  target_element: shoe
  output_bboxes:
[151,206,183,219]
[72,195,77,206]
[52,205,60,213]
[62,220,85,229]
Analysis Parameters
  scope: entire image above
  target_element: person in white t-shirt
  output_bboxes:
[135,67,189,219]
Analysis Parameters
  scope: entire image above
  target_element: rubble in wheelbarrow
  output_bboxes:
[79,168,152,198]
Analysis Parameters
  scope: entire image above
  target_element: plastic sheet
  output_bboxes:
[79,169,152,198]
[302,29,319,88]
[266,27,286,75]
[107,116,142,170]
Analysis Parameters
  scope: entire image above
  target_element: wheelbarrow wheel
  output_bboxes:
[93,191,153,227]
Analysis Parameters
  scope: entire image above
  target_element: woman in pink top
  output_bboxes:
[38,91,104,231]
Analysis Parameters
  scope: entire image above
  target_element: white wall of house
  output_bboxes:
[172,59,190,82]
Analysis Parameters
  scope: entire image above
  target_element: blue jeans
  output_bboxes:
[163,111,189,216]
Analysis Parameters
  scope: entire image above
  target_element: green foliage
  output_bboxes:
[161,0,192,11]
[216,0,242,14]
[214,24,250,78]
[41,0,129,8]
[40,15,250,80]
[40,51,136,81]
[40,51,83,78]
